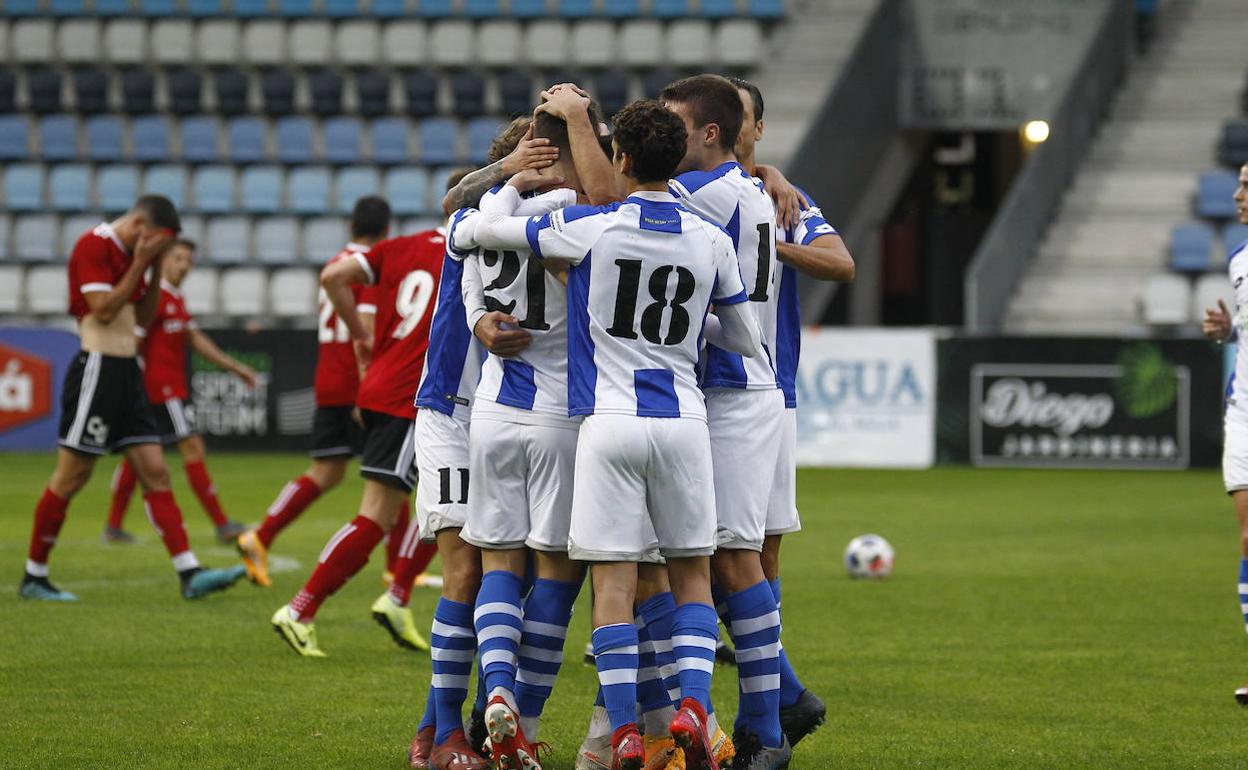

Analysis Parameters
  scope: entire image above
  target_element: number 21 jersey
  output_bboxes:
[315,243,377,408]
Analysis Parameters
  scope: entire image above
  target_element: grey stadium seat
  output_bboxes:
[254,217,301,264]
[14,215,59,262]
[0,21,8,64]
[25,265,67,314]
[524,21,569,68]
[619,20,663,66]
[57,20,102,65]
[268,266,318,317]
[151,20,194,65]
[717,20,764,67]
[177,215,205,248]
[289,21,332,67]
[180,265,219,316]
[382,21,428,68]
[335,21,381,67]
[59,215,99,258]
[220,267,267,316]
[104,20,148,66]
[1193,273,1236,324]
[0,215,10,261]
[205,216,252,264]
[0,267,21,313]
[429,20,473,67]
[570,21,614,69]
[243,21,287,68]
[198,20,242,67]
[666,20,711,67]
[12,20,54,64]
[477,20,521,68]
[302,216,347,261]
[1140,273,1190,325]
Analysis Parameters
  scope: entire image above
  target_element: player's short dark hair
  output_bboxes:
[611,100,688,184]
[533,99,607,155]
[726,75,764,122]
[489,116,532,164]
[445,166,477,192]
[351,196,391,239]
[660,74,743,153]
[174,238,197,252]
[134,194,181,233]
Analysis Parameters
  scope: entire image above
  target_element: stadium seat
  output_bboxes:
[1224,223,1248,259]
[26,266,68,315]
[1193,273,1236,324]
[403,71,438,117]
[12,20,53,64]
[0,70,16,113]
[666,20,711,66]
[570,21,614,68]
[57,19,102,65]
[94,0,134,14]
[418,117,458,165]
[309,71,344,116]
[233,0,271,16]
[356,70,392,117]
[96,164,139,211]
[289,21,332,67]
[303,216,348,259]
[138,0,177,15]
[261,70,296,116]
[84,116,123,161]
[463,0,502,16]
[269,267,318,316]
[186,0,223,17]
[1140,273,1190,325]
[699,0,736,17]
[0,116,27,160]
[151,20,193,64]
[477,20,522,67]
[288,167,331,214]
[746,0,784,18]
[213,69,250,117]
[335,166,381,213]
[416,0,454,17]
[451,71,486,118]
[595,70,630,116]
[59,215,98,259]
[466,117,503,165]
[3,164,44,211]
[220,268,267,315]
[336,21,380,66]
[143,164,188,209]
[121,69,155,115]
[180,116,221,162]
[370,117,409,165]
[178,214,205,246]
[240,165,284,213]
[324,0,361,17]
[192,165,237,213]
[243,21,287,67]
[39,115,79,161]
[198,21,241,67]
[1196,170,1239,219]
[276,117,316,163]
[555,0,593,18]
[372,0,408,17]
[205,217,251,264]
[104,20,147,65]
[382,21,428,68]
[227,116,268,163]
[525,21,569,68]
[1169,222,1214,273]
[254,217,300,264]
[324,117,363,164]
[385,166,429,216]
[620,21,664,66]
[642,68,680,98]
[167,69,203,115]
[4,0,41,14]
[180,266,219,316]
[1219,120,1248,169]
[429,20,473,67]
[0,216,9,261]
[277,0,315,16]
[14,215,59,261]
[73,69,110,115]
[717,20,764,67]
[131,116,171,162]
[50,0,88,15]
[498,71,534,117]
[0,267,18,313]
[26,69,64,114]
[651,0,689,17]
[49,164,91,211]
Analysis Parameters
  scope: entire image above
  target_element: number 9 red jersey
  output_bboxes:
[351,229,445,420]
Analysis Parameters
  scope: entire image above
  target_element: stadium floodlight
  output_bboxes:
[1023,120,1050,145]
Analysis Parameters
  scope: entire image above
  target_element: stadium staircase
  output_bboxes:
[1004,0,1244,336]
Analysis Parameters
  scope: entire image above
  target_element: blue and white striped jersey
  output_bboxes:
[775,186,838,409]
[523,190,748,421]
[670,160,779,391]
[1228,238,1248,408]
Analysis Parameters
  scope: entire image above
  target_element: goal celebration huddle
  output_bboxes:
[19,73,855,770]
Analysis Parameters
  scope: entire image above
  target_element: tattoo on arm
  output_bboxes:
[444,159,508,213]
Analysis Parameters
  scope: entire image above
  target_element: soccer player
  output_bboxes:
[103,238,256,545]
[475,97,763,770]
[1199,161,1248,704]
[20,196,245,601]
[728,76,854,749]
[237,197,388,588]
[270,223,444,657]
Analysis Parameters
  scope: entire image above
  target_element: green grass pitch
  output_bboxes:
[1,452,1246,768]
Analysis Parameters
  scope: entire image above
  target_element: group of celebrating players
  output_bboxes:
[20,73,855,770]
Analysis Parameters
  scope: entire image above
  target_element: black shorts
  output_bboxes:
[58,351,161,455]
[151,398,197,445]
[359,409,417,493]
[310,405,364,459]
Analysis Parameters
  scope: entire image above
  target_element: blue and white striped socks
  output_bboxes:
[770,577,806,709]
[1239,559,1248,635]
[592,622,640,731]
[727,580,783,748]
[475,570,524,699]
[514,578,580,737]
[671,602,719,711]
[638,592,680,707]
[431,598,477,744]
[635,610,674,733]
[418,684,437,733]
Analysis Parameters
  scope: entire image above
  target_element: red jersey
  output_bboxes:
[354,231,444,419]
[314,243,378,407]
[139,280,195,404]
[67,223,143,320]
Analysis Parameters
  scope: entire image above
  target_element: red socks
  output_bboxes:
[387,517,439,607]
[290,516,385,622]
[258,475,322,548]
[144,490,197,570]
[184,459,228,528]
[106,460,138,530]
[27,488,69,573]
[386,501,412,574]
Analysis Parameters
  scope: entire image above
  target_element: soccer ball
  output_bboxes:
[844,534,894,579]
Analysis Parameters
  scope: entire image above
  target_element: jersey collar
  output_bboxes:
[160,279,182,297]
[626,190,680,205]
[346,241,371,253]
[94,222,129,255]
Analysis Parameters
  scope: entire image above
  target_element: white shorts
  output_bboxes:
[413,409,471,542]
[569,414,716,561]
[1225,406,1248,493]
[707,387,786,550]
[460,403,579,552]
[765,407,801,536]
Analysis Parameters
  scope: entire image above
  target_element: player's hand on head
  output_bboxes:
[135,229,174,265]
[474,311,532,357]
[503,125,560,176]
[544,82,590,98]
[509,167,563,194]
[537,87,590,120]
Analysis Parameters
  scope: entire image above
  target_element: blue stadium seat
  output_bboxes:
[699,0,736,16]
[746,0,783,17]
[415,0,453,17]
[288,167,331,214]
[180,116,220,162]
[1224,224,1248,259]
[651,0,688,17]
[418,117,458,166]
[4,165,44,211]
[73,69,109,115]
[121,69,156,115]
[595,70,630,117]
[192,165,236,213]
[144,164,188,209]
[403,72,439,118]
[499,71,534,117]
[309,71,344,116]
[49,164,91,211]
[0,70,15,114]
[5,0,42,14]
[277,0,314,15]
[371,0,407,17]
[50,0,88,15]
[233,0,271,16]
[1169,223,1214,273]
[464,0,502,16]
[601,0,640,17]
[1219,119,1248,169]
[94,0,133,14]
[214,69,249,117]
[0,116,28,160]
[167,70,203,115]
[84,116,124,162]
[324,118,363,164]
[97,165,140,212]
[323,0,360,16]
[509,0,546,16]
[138,0,177,15]
[131,115,172,162]
[254,217,300,264]
[276,117,316,164]
[241,165,284,213]
[186,0,223,16]
[27,69,64,115]
[451,71,486,118]
[356,70,392,118]
[335,166,381,213]
[556,0,594,17]
[39,116,78,161]
[14,216,58,262]
[227,116,268,163]
[427,166,454,210]
[385,167,429,216]
[1196,170,1239,219]
[262,71,297,118]
[466,117,504,165]
[371,118,409,165]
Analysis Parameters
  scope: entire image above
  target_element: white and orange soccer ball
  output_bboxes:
[844,534,894,579]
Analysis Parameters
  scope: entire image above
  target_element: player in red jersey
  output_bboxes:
[20,196,246,601]
[271,225,445,657]
[103,238,257,545]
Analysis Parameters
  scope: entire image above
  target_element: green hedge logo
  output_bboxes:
[1115,344,1177,418]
